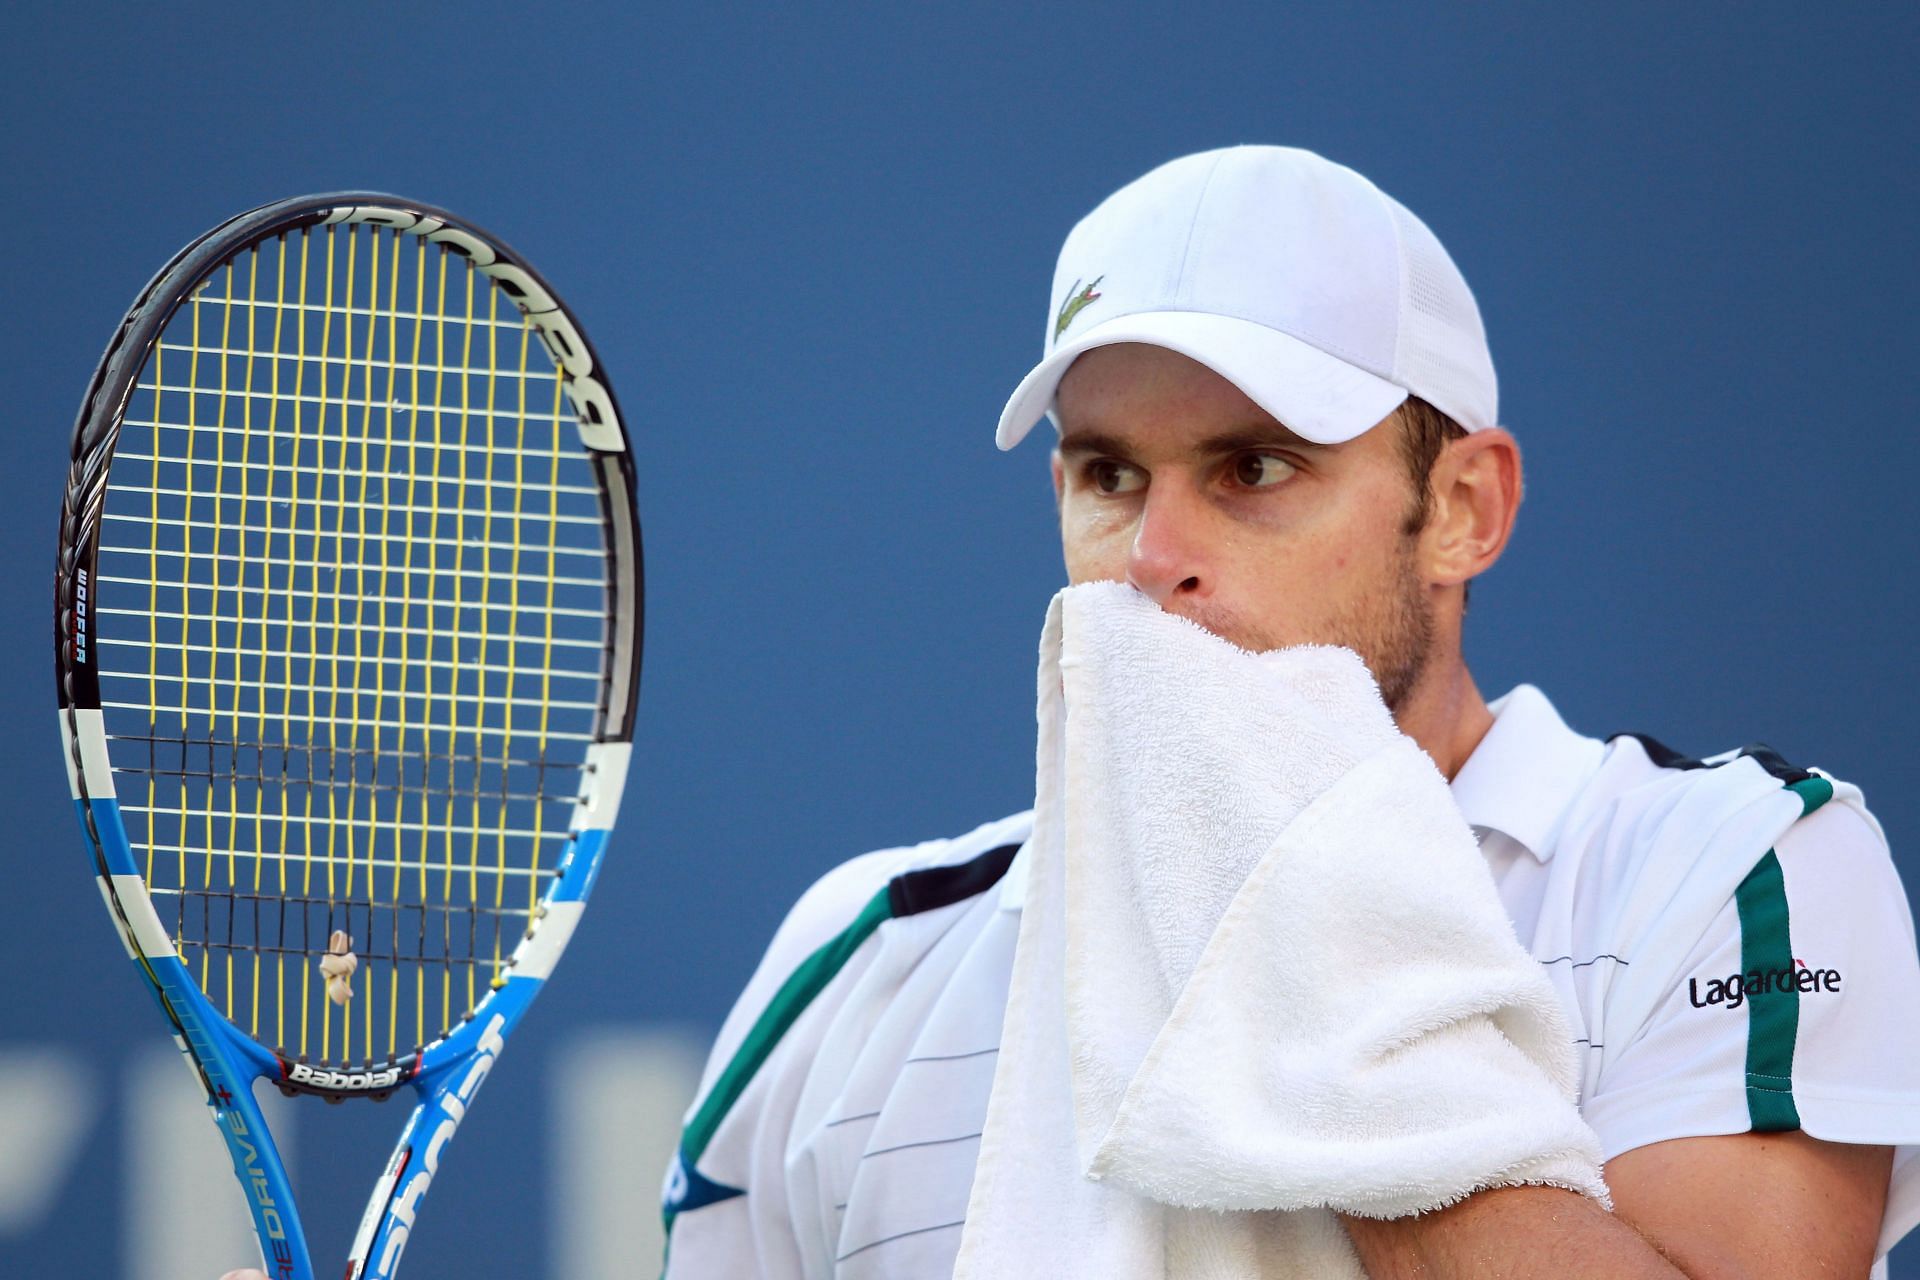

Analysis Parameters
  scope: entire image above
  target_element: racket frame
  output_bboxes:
[55,193,640,1280]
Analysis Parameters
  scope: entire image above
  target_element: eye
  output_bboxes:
[1088,459,1146,494]
[1231,453,1296,488]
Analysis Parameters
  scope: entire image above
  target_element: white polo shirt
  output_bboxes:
[663,684,1920,1278]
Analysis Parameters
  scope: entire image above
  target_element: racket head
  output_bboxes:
[55,193,640,1275]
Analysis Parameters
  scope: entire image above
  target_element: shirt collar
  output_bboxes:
[1449,683,1605,862]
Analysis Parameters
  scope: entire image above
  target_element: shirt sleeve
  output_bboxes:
[661,849,908,1280]
[1578,798,1920,1256]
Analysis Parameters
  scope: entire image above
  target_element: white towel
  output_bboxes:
[954,583,1606,1279]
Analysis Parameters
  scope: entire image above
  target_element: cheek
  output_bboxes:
[1060,531,1124,586]
[1302,479,1415,579]
[1214,502,1406,638]
[1058,499,1134,584]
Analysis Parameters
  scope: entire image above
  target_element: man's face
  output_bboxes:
[1051,343,1438,711]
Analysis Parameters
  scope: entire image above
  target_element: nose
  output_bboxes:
[1125,483,1210,606]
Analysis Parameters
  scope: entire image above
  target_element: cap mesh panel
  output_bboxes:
[1387,198,1496,430]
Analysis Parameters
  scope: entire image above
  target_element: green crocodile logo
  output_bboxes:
[1053,275,1104,342]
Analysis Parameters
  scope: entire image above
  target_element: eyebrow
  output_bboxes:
[1056,423,1329,458]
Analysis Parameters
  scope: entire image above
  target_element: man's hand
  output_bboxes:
[1341,1130,1891,1279]
[217,1271,268,1280]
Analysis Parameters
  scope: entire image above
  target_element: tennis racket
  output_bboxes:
[54,193,641,1279]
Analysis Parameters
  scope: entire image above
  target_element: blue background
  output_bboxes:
[5,1,1916,1274]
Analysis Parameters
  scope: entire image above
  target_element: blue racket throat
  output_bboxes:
[351,997,518,1280]
[355,826,606,1280]
[57,195,641,1280]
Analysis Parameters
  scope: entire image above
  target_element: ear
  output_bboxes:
[1421,427,1522,588]
[1050,450,1066,507]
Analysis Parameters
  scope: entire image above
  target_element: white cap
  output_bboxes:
[995,145,1498,449]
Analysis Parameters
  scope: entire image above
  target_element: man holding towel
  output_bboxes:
[661,147,1920,1277]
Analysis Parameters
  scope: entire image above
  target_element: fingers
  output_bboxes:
[218,1270,270,1280]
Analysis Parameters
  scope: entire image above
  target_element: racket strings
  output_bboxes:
[153,890,533,968]
[92,220,608,1070]
[108,730,593,779]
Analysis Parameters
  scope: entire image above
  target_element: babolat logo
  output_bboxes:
[365,1013,507,1280]
[287,1061,406,1093]
[1690,958,1842,1010]
[321,206,623,452]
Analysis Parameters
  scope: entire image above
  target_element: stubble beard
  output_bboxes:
[1349,543,1436,714]
[1181,536,1437,714]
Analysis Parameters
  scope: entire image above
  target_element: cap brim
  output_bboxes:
[994,311,1409,450]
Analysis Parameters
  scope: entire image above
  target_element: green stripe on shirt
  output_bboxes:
[680,883,895,1164]
[1735,849,1800,1130]
[1732,777,1833,1130]
[1788,774,1834,817]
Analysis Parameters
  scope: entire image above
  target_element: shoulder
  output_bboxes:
[663,810,1033,1263]
[1561,736,1920,1163]
[1591,731,1844,811]
[747,809,1034,989]
[1566,729,1878,875]
[687,808,1033,1116]
[1541,729,1896,1069]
